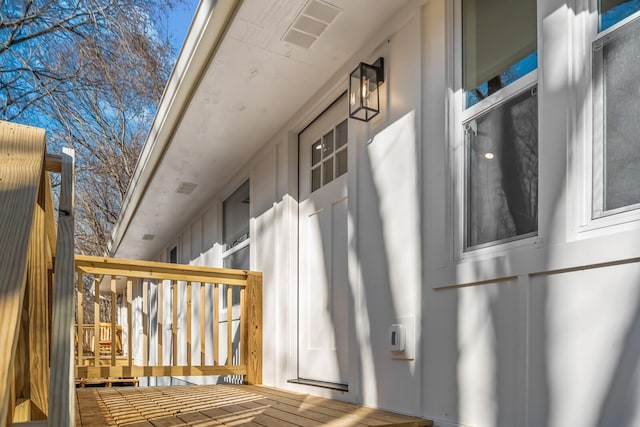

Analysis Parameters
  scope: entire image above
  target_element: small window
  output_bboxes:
[168,246,177,264]
[465,88,538,249]
[310,119,348,193]
[223,180,250,250]
[592,3,640,217]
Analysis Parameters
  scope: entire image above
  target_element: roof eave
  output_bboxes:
[108,0,243,257]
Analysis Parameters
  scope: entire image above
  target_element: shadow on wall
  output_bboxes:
[348,110,421,412]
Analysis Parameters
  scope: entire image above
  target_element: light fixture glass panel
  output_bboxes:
[311,166,321,192]
[336,119,348,149]
[323,158,333,185]
[336,148,348,177]
[349,61,382,121]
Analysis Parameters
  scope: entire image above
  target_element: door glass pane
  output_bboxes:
[336,119,348,149]
[336,149,348,177]
[312,140,322,166]
[323,158,334,185]
[322,130,334,157]
[465,87,538,248]
[601,22,640,210]
[311,166,321,192]
[600,0,640,31]
[463,0,537,108]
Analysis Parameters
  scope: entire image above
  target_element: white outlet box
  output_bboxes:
[391,315,415,361]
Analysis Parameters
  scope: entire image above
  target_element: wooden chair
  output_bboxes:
[76,323,123,356]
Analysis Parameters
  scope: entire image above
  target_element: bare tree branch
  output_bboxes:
[1,0,182,255]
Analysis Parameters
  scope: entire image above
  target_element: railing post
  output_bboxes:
[0,122,46,427]
[48,147,75,427]
[245,273,262,385]
[19,170,50,421]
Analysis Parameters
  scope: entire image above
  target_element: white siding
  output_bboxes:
[144,0,640,425]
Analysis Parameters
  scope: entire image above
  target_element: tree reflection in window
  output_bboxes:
[465,87,538,248]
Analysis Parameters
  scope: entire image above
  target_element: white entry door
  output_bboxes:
[298,94,349,385]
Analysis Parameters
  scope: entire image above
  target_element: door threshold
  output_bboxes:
[287,378,348,392]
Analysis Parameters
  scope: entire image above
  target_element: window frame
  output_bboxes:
[309,118,348,194]
[453,0,540,256]
[221,179,250,310]
[590,8,640,222]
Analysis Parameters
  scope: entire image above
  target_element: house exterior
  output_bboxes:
[108,0,640,426]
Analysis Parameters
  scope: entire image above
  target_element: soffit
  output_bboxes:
[114,0,408,260]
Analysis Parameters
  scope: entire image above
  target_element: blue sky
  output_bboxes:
[167,0,200,56]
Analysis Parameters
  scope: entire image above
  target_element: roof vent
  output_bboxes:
[175,181,198,195]
[142,234,156,241]
[283,0,341,49]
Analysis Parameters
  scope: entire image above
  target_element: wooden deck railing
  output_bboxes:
[0,121,76,426]
[0,121,263,427]
[73,256,263,385]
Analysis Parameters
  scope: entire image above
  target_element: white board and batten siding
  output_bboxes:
[147,0,640,426]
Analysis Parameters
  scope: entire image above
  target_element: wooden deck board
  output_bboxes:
[76,385,432,427]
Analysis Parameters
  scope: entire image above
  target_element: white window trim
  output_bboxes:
[578,5,640,234]
[451,0,541,260]
[221,237,250,261]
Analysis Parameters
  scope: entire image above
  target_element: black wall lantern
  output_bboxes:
[349,57,384,122]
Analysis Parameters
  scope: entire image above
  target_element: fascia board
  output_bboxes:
[108,0,243,257]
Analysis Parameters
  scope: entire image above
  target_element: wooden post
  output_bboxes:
[240,285,247,368]
[227,286,233,365]
[245,273,262,385]
[27,172,50,420]
[127,279,133,367]
[0,121,46,427]
[157,281,163,366]
[93,276,100,367]
[213,284,219,366]
[48,147,76,427]
[77,272,84,368]
[110,277,117,367]
[172,281,178,366]
[186,282,192,367]
[142,281,148,366]
[12,277,30,423]
[199,284,205,367]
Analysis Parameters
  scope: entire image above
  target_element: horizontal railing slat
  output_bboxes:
[75,255,250,282]
[74,267,247,286]
[75,365,247,378]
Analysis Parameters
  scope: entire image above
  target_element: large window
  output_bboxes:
[461,0,539,250]
[592,1,640,217]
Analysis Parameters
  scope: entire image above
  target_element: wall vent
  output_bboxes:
[142,234,156,241]
[282,0,341,49]
[175,181,198,195]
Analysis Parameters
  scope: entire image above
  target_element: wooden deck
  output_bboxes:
[75,384,432,427]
